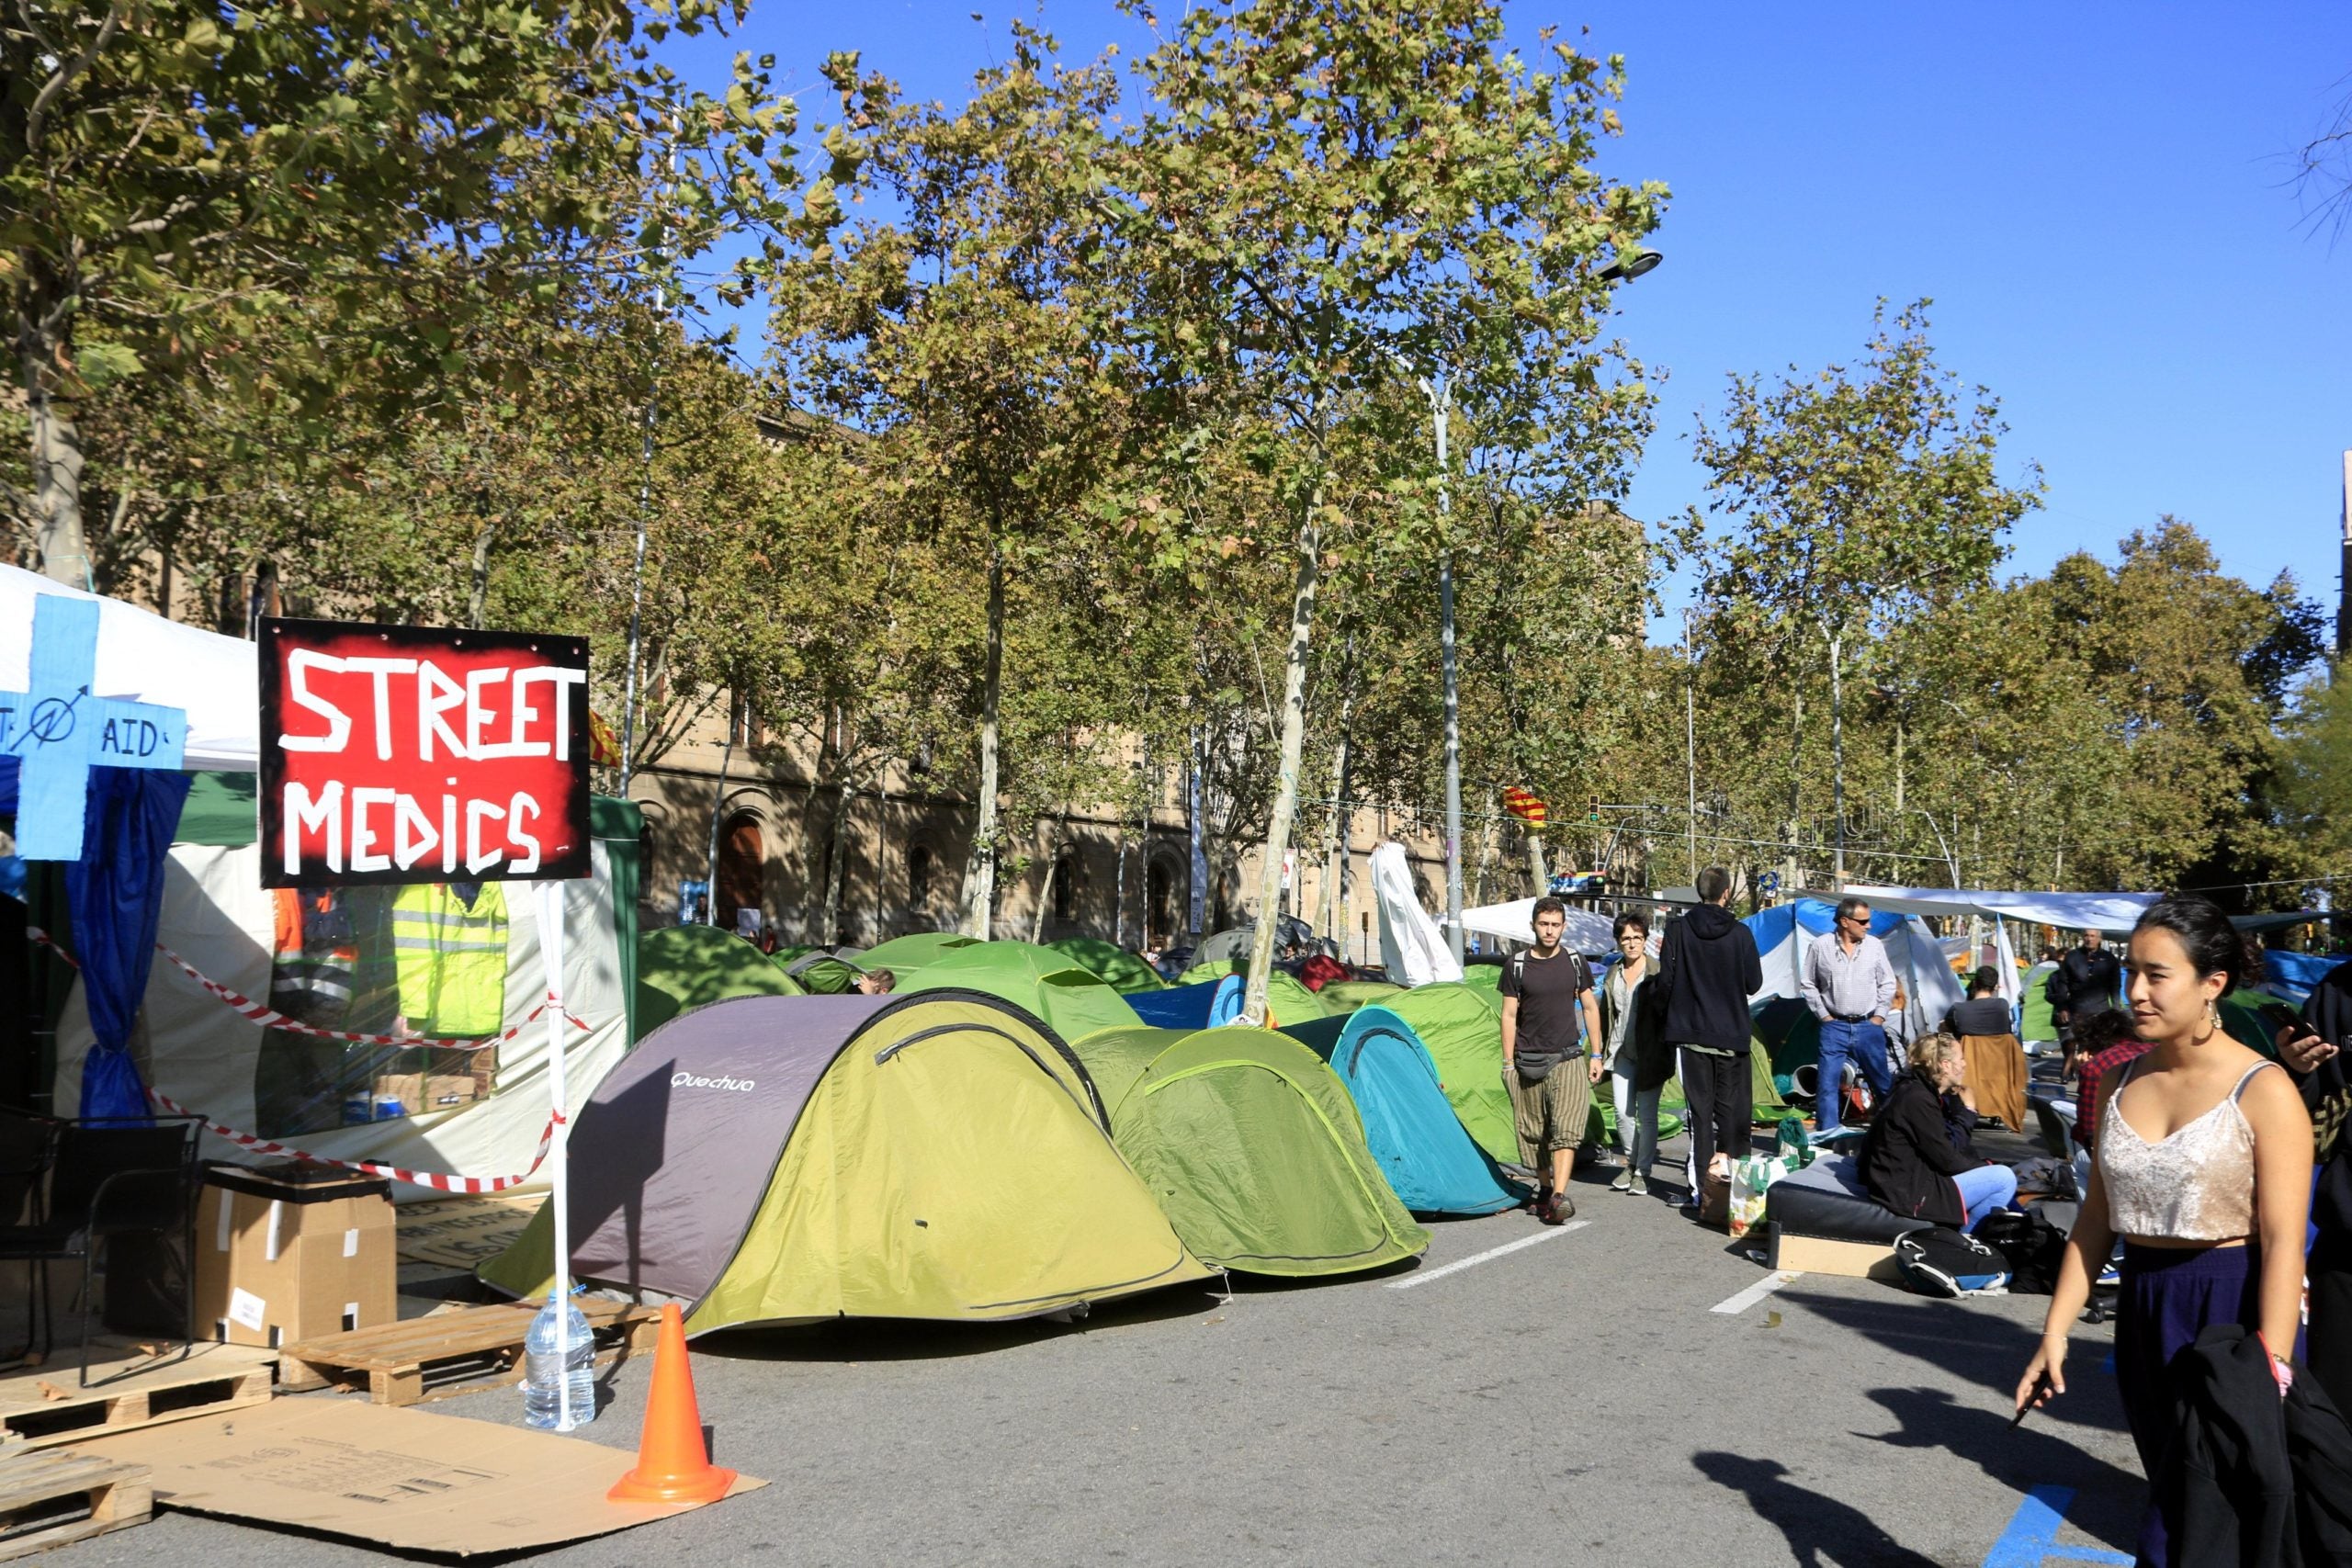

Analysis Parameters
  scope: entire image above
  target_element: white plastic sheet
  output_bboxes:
[1372,841,1463,987]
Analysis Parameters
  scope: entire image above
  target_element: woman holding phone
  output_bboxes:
[2013,896,2312,1565]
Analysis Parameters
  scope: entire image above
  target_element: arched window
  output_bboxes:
[908,845,933,911]
[1052,851,1078,923]
[716,812,763,936]
[1148,857,1179,948]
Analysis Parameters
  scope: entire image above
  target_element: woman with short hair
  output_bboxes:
[1602,913,1670,1197]
[2014,896,2312,1565]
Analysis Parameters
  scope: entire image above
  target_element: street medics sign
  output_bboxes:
[259,618,591,887]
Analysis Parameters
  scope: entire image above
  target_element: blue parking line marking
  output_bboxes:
[1982,1486,2132,1567]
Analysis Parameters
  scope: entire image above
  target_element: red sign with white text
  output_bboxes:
[258,618,592,887]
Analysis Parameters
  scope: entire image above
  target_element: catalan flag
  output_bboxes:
[1502,785,1548,828]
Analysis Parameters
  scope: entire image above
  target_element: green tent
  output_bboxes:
[1458,963,1504,993]
[1314,979,1408,1015]
[902,942,1143,1043]
[861,931,978,972]
[2019,962,2058,1043]
[637,924,803,1036]
[481,993,1211,1330]
[1175,961,1329,1025]
[1069,1026,1430,1276]
[778,949,865,994]
[1047,937,1169,994]
[1381,982,1517,1167]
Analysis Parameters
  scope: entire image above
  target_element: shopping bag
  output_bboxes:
[1728,1154,1792,1241]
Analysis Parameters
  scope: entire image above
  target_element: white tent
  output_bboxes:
[1840,885,2157,933]
[0,564,259,770]
[1459,896,1619,958]
[1371,841,1463,987]
[1747,900,1966,1044]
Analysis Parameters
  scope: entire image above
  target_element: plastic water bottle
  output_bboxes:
[521,1297,595,1429]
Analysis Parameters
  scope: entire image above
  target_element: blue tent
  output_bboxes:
[1126,975,1244,1031]
[1282,1006,1528,1217]
[2265,949,2348,1007]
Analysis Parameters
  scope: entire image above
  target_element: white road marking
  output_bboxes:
[1386,1221,1589,1290]
[1710,1269,1804,1314]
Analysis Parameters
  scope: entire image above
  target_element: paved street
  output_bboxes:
[43,1155,2144,1568]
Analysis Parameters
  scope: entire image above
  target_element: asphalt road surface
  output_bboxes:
[42,1159,2142,1568]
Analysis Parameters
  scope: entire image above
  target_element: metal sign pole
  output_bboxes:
[537,879,575,1430]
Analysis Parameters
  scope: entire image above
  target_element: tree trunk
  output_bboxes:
[468,524,496,629]
[701,723,735,928]
[1525,830,1548,895]
[1242,496,1322,1027]
[1032,847,1058,946]
[1828,628,1846,887]
[958,544,1004,939]
[1783,680,1804,895]
[820,773,853,947]
[1319,637,1356,947]
[23,327,88,586]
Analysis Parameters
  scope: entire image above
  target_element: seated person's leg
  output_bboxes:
[1952,1163,2018,1231]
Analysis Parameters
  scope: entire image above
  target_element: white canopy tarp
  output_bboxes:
[0,564,260,771]
[1460,896,1619,958]
[1841,885,2157,933]
[1372,841,1463,987]
[52,839,627,1198]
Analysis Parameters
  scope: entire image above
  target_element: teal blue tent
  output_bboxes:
[1283,1006,1529,1217]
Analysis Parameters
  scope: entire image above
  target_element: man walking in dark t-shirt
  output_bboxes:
[1500,896,1604,1224]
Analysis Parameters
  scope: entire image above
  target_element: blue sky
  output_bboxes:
[684,2,2352,637]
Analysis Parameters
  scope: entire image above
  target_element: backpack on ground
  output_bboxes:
[1973,1208,2068,1295]
[1894,1228,2010,1298]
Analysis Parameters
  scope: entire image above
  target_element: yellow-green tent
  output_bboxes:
[1069,1026,1429,1277]
[480,992,1210,1331]
[636,924,802,1037]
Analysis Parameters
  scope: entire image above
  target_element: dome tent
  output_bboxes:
[1047,937,1169,995]
[636,924,802,1036]
[1282,1008,1528,1216]
[1069,1026,1430,1277]
[1175,960,1329,1024]
[859,931,978,972]
[1127,976,1245,1031]
[1314,979,1408,1016]
[1379,982,1518,1168]
[480,992,1210,1331]
[901,941,1143,1043]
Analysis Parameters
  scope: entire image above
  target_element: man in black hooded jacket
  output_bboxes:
[1653,866,1763,1195]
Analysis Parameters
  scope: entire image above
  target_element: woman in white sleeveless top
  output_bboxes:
[2015,896,2311,1564]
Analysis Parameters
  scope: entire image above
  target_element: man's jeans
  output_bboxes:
[1815,1019,1893,1134]
[1953,1162,2018,1230]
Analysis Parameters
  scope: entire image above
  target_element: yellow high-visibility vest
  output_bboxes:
[390,883,508,1036]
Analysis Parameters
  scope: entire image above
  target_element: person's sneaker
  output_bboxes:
[1610,1168,1634,1192]
[1628,1172,1649,1197]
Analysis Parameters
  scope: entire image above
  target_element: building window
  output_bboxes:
[908,845,933,911]
[1052,852,1077,924]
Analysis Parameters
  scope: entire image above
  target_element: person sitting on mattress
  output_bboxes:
[1860,1032,2017,1234]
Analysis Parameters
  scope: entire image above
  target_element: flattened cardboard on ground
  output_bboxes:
[394,1191,542,1270]
[81,1397,763,1556]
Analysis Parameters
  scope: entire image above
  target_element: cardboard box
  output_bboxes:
[371,1069,484,1115]
[1768,1224,1907,1281]
[193,1164,396,1349]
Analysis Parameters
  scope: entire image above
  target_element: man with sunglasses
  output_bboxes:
[1800,897,1897,1135]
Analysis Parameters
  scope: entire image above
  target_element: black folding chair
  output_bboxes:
[0,1106,60,1369]
[0,1113,204,1384]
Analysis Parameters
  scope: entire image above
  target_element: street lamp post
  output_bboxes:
[1401,247,1659,964]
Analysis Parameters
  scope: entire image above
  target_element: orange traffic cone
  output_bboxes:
[608,1302,736,1505]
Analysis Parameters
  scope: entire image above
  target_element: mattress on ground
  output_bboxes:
[1764,1154,1933,1246]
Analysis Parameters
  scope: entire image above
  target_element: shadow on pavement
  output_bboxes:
[1691,1450,1940,1567]
[696,1285,1230,1363]
[1777,1286,2129,1437]
[1859,1386,2140,1555]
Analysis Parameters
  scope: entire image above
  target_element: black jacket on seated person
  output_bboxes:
[1860,1067,1978,1229]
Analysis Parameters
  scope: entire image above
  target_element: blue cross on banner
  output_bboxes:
[2,594,187,859]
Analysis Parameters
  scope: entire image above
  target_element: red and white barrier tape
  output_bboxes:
[28,924,589,1049]
[151,942,590,1049]
[147,1087,564,1194]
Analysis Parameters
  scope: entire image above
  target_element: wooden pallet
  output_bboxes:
[0,1344,275,1451]
[277,1300,661,1406]
[0,1448,151,1561]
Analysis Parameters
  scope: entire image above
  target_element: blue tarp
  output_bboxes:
[1283,1006,1529,1217]
[2266,949,2349,1007]
[0,755,188,1122]
[1126,975,1244,1031]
